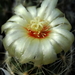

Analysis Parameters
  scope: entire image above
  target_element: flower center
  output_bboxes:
[25,17,51,38]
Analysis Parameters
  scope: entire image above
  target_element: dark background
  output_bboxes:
[0,0,75,75]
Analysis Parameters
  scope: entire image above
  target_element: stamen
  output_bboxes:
[24,17,51,39]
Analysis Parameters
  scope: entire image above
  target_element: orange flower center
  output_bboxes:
[25,17,51,39]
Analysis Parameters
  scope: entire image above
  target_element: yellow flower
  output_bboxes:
[2,0,74,66]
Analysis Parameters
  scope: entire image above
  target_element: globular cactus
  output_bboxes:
[4,49,73,75]
[1,0,74,75]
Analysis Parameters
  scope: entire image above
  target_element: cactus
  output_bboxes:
[4,49,73,75]
[0,0,74,75]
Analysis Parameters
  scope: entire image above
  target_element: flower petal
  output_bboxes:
[2,23,26,34]
[45,0,58,19]
[3,30,26,52]
[7,36,32,57]
[8,15,27,25]
[20,39,43,64]
[41,39,57,64]
[5,25,27,35]
[1,15,28,33]
[48,38,62,53]
[47,8,64,22]
[50,32,71,52]
[34,43,43,66]
[52,24,71,30]
[37,0,50,18]
[14,4,32,22]
[52,28,74,44]
[50,17,71,29]
[27,6,37,18]
[10,36,31,58]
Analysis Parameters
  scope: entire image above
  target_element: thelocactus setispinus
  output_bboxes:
[1,0,74,66]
